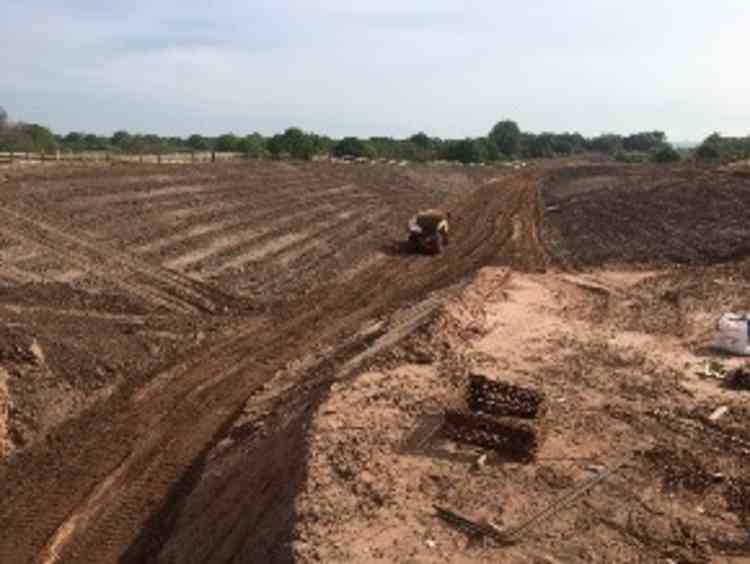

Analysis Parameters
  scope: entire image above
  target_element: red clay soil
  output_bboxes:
[4,161,747,563]
[0,161,499,462]
[0,161,497,302]
[0,170,545,563]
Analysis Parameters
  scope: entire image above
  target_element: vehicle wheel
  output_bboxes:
[408,233,419,253]
[435,234,444,254]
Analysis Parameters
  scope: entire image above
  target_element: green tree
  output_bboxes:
[623,131,666,152]
[237,133,266,157]
[111,130,131,149]
[652,144,681,163]
[588,133,623,154]
[83,133,107,151]
[141,134,164,153]
[489,120,521,157]
[266,133,285,158]
[283,127,315,160]
[22,124,58,152]
[441,138,485,164]
[368,137,397,159]
[62,132,86,152]
[267,127,316,160]
[333,137,376,158]
[186,134,209,150]
[408,132,432,150]
[695,143,720,160]
[215,133,239,152]
[0,106,7,129]
[479,137,500,162]
[523,133,555,158]
[311,134,334,156]
[694,132,750,161]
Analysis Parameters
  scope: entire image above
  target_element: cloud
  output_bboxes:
[1,0,748,139]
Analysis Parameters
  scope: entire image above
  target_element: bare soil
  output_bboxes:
[1,160,749,563]
[542,164,750,267]
[289,265,750,563]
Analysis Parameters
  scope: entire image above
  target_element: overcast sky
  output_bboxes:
[2,1,748,141]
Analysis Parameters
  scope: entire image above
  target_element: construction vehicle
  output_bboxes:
[407,209,450,254]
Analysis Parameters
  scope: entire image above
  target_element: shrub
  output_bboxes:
[695,143,720,160]
[333,137,376,159]
[652,144,681,163]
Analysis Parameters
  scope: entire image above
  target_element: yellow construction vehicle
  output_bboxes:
[407,209,450,254]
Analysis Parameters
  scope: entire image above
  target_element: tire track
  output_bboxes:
[150,182,361,228]
[274,207,391,268]
[0,172,546,563]
[153,192,371,263]
[62,183,221,210]
[0,204,236,314]
[171,195,379,274]
[67,176,342,229]
[129,186,368,260]
[210,204,382,276]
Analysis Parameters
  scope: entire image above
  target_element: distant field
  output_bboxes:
[0,160,496,304]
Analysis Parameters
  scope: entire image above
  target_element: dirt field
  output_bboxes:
[543,164,750,267]
[1,159,750,563]
[0,161,491,302]
[0,161,496,454]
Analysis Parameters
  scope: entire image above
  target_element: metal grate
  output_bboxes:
[441,410,538,462]
[467,373,546,419]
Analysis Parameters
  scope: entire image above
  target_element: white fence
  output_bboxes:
[0,151,246,167]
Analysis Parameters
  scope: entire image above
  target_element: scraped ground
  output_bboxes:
[1,160,750,563]
[291,265,750,563]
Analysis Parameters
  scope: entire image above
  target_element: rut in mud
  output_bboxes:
[0,171,546,563]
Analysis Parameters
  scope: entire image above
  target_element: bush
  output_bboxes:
[695,143,720,160]
[588,133,624,154]
[215,133,239,152]
[237,133,265,158]
[333,137,376,159]
[267,128,316,160]
[489,120,521,158]
[186,134,209,151]
[651,144,681,163]
[441,138,485,164]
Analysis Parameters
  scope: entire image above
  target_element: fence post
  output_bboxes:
[9,151,14,165]
[139,152,143,164]
[157,152,162,165]
[56,149,60,162]
[191,151,195,164]
[211,151,216,163]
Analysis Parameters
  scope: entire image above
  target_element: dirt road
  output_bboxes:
[0,171,545,563]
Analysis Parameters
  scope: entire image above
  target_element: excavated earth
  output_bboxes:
[1,159,750,563]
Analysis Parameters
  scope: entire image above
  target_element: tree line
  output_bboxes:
[0,105,746,164]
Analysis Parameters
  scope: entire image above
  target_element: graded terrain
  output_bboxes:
[1,159,750,563]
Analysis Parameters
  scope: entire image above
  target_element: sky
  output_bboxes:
[2,0,748,141]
